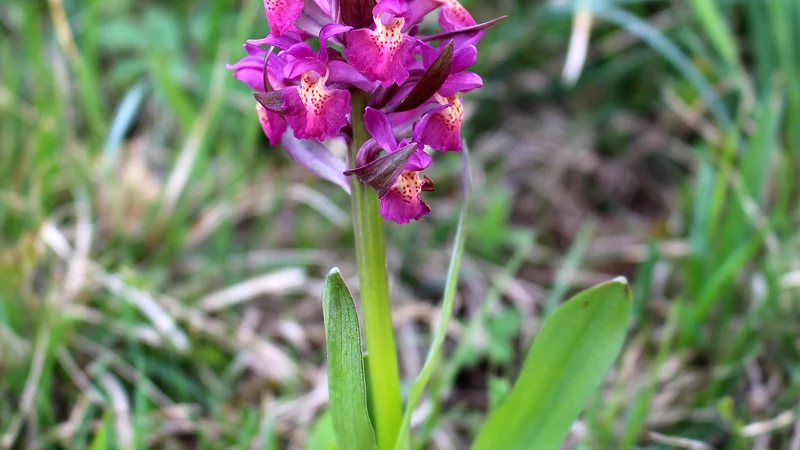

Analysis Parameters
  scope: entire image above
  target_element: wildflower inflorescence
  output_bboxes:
[228,0,500,224]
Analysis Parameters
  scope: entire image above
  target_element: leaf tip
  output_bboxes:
[610,276,632,300]
[611,276,629,286]
[326,267,344,285]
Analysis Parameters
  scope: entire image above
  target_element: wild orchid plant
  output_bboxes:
[228,1,631,449]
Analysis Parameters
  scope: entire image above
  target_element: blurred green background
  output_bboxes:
[2,0,800,448]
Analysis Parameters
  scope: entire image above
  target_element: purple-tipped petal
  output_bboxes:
[263,0,304,35]
[439,71,482,96]
[413,94,463,152]
[404,145,432,171]
[437,0,476,31]
[285,57,328,79]
[327,60,377,91]
[451,44,477,72]
[420,40,476,73]
[227,55,268,92]
[364,107,399,152]
[256,31,303,49]
[379,171,434,223]
[283,41,320,60]
[281,72,351,141]
[281,131,351,193]
[345,14,417,87]
[373,0,410,19]
[257,103,288,146]
[319,23,352,49]
[407,0,440,25]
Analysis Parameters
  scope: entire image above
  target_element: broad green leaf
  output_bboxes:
[308,412,339,450]
[473,278,632,450]
[322,269,377,450]
[393,144,472,450]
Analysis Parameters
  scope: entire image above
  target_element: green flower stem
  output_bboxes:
[348,90,403,449]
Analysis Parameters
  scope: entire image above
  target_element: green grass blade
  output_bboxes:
[103,80,149,163]
[89,410,114,450]
[692,234,763,326]
[393,144,472,450]
[543,220,595,318]
[686,0,738,68]
[594,6,732,128]
[322,268,377,450]
[619,300,682,450]
[472,278,632,450]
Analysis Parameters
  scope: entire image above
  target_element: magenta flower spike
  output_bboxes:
[227,4,504,449]
[228,0,503,223]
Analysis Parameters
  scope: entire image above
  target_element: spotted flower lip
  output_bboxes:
[282,68,351,141]
[358,107,435,223]
[228,0,502,223]
[263,0,304,36]
[436,0,477,31]
[345,0,418,87]
[413,94,464,152]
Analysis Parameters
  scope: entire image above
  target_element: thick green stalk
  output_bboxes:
[348,90,403,449]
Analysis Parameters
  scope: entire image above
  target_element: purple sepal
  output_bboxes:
[257,103,288,146]
[227,54,268,92]
[281,131,351,193]
[327,60,377,92]
[439,71,482,96]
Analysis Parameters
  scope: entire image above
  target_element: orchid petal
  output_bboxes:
[413,94,463,152]
[257,103,288,146]
[327,60,377,92]
[364,107,399,152]
[263,0,304,36]
[379,171,434,223]
[282,75,351,141]
[319,23,352,49]
[281,131,351,193]
[439,71,482,96]
[345,14,417,87]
